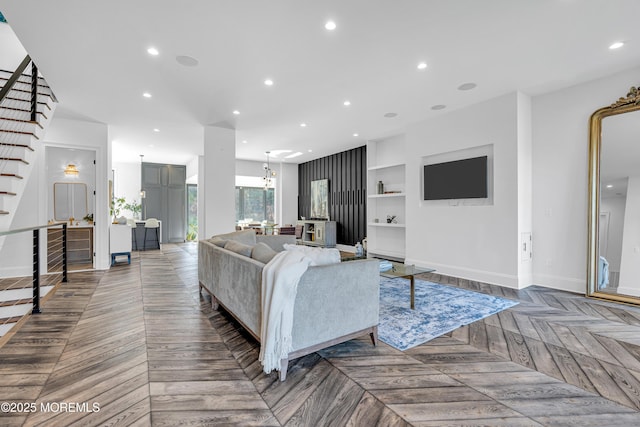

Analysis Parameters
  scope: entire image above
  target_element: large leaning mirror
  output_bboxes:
[587,86,640,305]
[53,182,88,221]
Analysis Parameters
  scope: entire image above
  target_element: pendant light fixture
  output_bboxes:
[263,151,276,190]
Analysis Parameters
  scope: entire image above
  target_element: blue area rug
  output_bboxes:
[378,277,519,351]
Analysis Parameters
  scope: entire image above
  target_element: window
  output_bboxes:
[186,184,197,241]
[235,187,275,223]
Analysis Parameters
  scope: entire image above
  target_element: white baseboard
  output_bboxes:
[404,257,521,289]
[532,273,586,294]
[616,286,640,297]
[0,266,33,279]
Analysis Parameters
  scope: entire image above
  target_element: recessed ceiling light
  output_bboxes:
[147,47,159,56]
[343,100,351,106]
[176,55,199,67]
[431,104,446,110]
[606,184,613,188]
[417,62,427,70]
[300,123,307,127]
[353,133,359,137]
[233,110,240,115]
[142,92,152,98]
[270,149,293,157]
[308,149,313,153]
[325,20,337,31]
[264,79,274,86]
[458,82,477,91]
[153,128,160,132]
[609,41,624,50]
[148,144,154,148]
[384,112,398,118]
[242,140,248,144]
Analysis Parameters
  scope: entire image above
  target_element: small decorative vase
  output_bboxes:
[377,181,384,194]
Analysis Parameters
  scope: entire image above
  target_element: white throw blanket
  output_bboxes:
[259,250,312,374]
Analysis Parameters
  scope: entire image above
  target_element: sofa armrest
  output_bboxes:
[291,259,379,351]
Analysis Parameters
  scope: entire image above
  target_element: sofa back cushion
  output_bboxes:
[224,240,254,257]
[208,237,228,247]
[214,229,257,246]
[256,234,296,252]
[283,244,341,265]
[251,242,278,264]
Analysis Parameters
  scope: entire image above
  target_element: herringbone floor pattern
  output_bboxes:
[0,243,639,426]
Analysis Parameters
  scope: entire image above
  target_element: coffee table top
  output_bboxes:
[380,261,434,278]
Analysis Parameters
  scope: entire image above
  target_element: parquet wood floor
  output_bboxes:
[0,244,639,426]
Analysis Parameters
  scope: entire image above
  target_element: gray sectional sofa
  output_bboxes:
[198,229,380,380]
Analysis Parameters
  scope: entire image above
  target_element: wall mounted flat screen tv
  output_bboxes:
[423,156,488,200]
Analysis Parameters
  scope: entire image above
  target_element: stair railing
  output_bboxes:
[0,223,68,314]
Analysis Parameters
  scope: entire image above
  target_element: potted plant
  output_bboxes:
[124,199,142,220]
[83,213,94,225]
[110,196,126,223]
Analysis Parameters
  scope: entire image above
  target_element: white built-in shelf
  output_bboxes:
[368,222,405,228]
[367,162,405,171]
[368,248,405,260]
[368,193,405,199]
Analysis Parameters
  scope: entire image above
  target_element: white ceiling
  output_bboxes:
[1,1,640,165]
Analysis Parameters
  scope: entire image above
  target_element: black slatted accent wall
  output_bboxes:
[298,146,366,245]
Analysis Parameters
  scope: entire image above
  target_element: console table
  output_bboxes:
[296,220,336,247]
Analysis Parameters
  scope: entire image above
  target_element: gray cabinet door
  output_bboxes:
[142,163,186,243]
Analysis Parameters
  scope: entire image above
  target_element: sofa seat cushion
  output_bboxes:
[214,229,257,246]
[224,240,254,257]
[251,242,278,264]
[283,244,341,265]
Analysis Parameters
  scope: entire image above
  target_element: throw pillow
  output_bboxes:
[208,237,228,248]
[224,240,254,257]
[283,244,341,265]
[214,229,257,246]
[251,242,277,264]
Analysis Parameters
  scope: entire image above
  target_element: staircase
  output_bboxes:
[0,56,58,337]
[0,58,57,230]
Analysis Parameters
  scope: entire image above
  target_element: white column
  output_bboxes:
[201,126,236,238]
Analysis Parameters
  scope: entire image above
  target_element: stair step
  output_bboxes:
[0,142,35,151]
[0,117,43,130]
[0,173,24,179]
[0,191,17,196]
[0,298,32,307]
[0,157,29,164]
[0,210,8,215]
[0,105,48,120]
[2,87,54,99]
[2,96,51,110]
[0,129,39,139]
[0,303,32,321]
[0,322,18,337]
[0,316,24,325]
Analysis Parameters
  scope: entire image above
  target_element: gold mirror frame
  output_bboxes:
[587,86,640,304]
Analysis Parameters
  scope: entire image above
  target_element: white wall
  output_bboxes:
[618,175,640,296]
[404,93,525,288]
[46,147,95,221]
[532,66,640,293]
[0,23,26,70]
[112,161,141,214]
